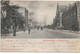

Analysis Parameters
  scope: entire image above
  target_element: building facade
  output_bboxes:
[53,4,69,29]
[18,7,28,30]
[76,1,80,30]
[53,2,80,31]
[1,4,28,35]
[62,2,80,31]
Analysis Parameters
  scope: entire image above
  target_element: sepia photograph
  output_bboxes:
[1,0,80,39]
[1,0,80,52]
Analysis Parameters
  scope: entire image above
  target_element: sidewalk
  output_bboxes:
[2,29,37,37]
[61,30,80,34]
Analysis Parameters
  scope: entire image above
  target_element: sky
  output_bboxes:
[9,1,75,25]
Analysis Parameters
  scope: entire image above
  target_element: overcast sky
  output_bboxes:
[9,1,75,25]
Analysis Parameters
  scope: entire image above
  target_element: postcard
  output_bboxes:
[0,0,80,52]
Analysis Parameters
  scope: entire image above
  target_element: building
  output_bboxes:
[0,5,1,35]
[62,2,80,31]
[76,1,80,30]
[1,1,28,35]
[53,2,80,31]
[53,4,69,29]
[17,7,28,30]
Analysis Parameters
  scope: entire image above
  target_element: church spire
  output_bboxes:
[56,3,60,18]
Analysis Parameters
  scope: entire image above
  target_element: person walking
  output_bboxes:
[28,27,31,34]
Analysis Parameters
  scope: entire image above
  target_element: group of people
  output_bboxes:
[27,26,43,34]
[37,27,43,30]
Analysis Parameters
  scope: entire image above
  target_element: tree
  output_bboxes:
[7,5,25,36]
[1,1,25,36]
[1,1,11,35]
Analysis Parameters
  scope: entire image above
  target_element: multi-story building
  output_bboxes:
[76,1,80,30]
[17,7,28,30]
[62,2,80,31]
[53,4,69,29]
[53,2,80,31]
[1,2,28,35]
[1,1,29,36]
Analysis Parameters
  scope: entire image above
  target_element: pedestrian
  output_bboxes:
[41,26,43,30]
[28,28,31,34]
[23,26,25,32]
[37,27,39,30]
[5,27,9,36]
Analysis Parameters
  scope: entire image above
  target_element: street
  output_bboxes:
[2,29,80,38]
